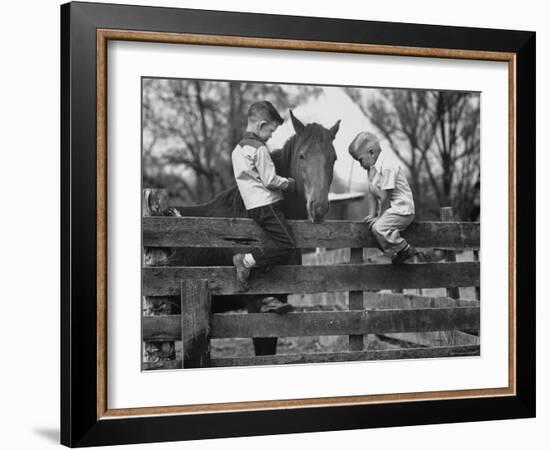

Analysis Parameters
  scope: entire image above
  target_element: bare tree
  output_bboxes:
[428,93,480,210]
[453,99,480,220]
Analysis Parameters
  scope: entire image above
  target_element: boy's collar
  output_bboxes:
[242,131,267,144]
[374,151,384,171]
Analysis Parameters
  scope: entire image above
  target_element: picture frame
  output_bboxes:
[61,1,535,447]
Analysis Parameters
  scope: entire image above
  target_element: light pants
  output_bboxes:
[371,211,415,257]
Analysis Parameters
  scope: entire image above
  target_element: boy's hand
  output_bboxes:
[286,177,296,192]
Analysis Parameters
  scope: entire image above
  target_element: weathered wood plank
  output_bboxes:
[441,207,461,299]
[210,308,479,338]
[181,279,211,368]
[144,307,480,339]
[349,248,365,351]
[210,345,480,367]
[378,330,480,347]
[143,262,480,296]
[142,217,480,249]
[363,292,479,309]
[143,315,180,341]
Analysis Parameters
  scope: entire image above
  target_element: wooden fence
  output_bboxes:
[142,189,480,370]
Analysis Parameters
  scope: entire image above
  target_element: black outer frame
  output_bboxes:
[60,1,535,447]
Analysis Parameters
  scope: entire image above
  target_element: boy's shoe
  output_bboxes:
[260,297,294,314]
[392,244,418,265]
[233,253,252,290]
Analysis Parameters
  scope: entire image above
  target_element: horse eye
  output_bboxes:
[299,154,305,159]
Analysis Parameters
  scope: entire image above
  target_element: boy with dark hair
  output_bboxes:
[349,131,417,264]
[231,101,296,313]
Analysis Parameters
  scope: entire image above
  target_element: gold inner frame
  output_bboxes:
[96,29,517,420]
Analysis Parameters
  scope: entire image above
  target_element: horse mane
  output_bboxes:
[271,139,293,177]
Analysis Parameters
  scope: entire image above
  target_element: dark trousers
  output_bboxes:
[247,201,296,271]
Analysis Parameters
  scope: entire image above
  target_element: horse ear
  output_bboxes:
[290,110,305,135]
[329,119,341,140]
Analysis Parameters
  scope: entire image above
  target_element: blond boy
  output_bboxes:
[349,132,417,264]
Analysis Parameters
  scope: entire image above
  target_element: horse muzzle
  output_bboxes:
[307,200,329,224]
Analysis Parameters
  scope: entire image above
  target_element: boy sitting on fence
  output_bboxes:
[231,100,296,313]
[348,131,417,264]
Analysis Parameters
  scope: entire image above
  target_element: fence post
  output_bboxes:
[181,279,211,368]
[142,188,181,369]
[440,207,460,300]
[348,248,365,351]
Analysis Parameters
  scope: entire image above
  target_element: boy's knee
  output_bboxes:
[371,220,384,235]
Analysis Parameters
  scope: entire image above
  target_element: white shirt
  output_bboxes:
[372,154,415,215]
[231,134,289,210]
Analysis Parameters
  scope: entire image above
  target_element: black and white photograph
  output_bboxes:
[141,78,481,370]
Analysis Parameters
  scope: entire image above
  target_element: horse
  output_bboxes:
[171,111,340,355]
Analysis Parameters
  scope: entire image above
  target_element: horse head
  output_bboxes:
[287,110,340,223]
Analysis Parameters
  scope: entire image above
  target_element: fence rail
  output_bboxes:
[209,345,481,367]
[144,307,479,340]
[143,217,480,249]
[143,262,479,296]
